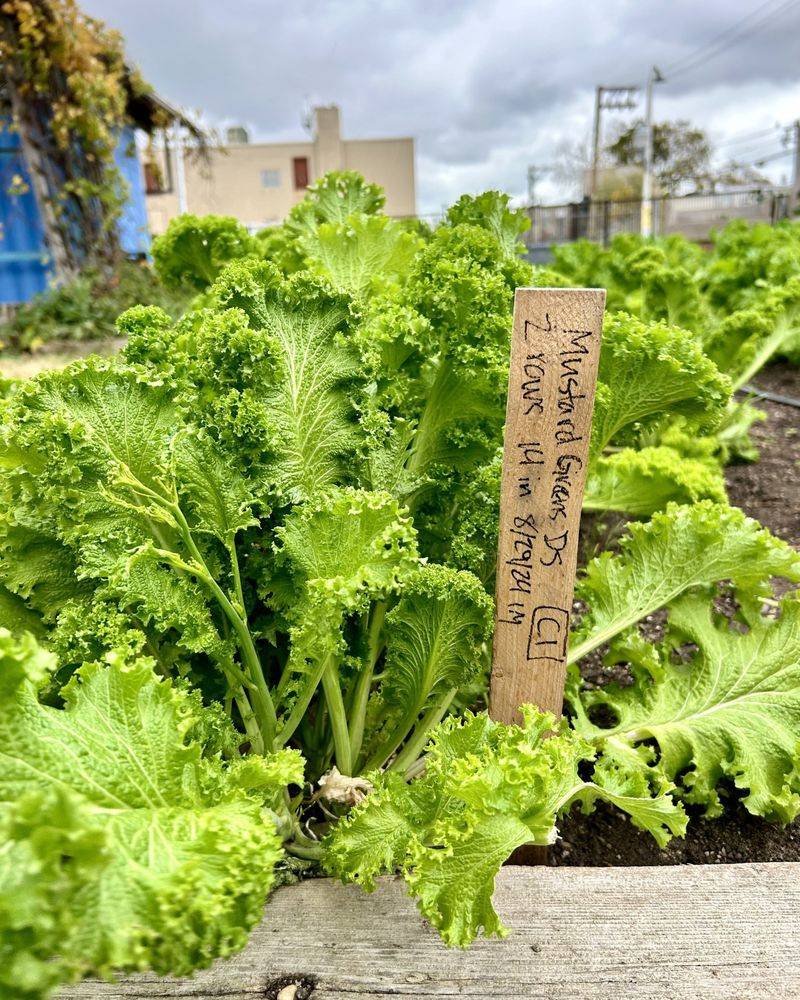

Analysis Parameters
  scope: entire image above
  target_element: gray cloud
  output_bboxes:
[83,0,800,211]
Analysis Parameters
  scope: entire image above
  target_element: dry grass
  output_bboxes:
[0,338,124,379]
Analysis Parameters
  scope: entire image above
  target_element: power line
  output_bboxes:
[715,124,785,151]
[663,0,778,73]
[730,146,795,169]
[716,139,789,161]
[664,0,800,80]
[749,147,795,166]
[664,0,792,75]
[722,125,797,166]
[581,6,796,209]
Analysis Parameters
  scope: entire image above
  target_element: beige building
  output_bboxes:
[145,105,416,234]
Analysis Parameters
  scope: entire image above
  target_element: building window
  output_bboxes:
[293,156,309,190]
[144,160,166,194]
[261,168,280,188]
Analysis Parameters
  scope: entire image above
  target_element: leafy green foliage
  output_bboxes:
[704,218,800,314]
[275,487,418,612]
[449,307,734,581]
[570,501,800,665]
[272,486,419,740]
[573,594,800,822]
[209,261,362,499]
[364,564,494,770]
[299,215,423,295]
[702,277,800,390]
[1,789,107,1000]
[0,584,44,637]
[380,565,493,714]
[547,233,706,319]
[286,170,385,235]
[545,221,800,461]
[591,312,730,453]
[152,214,259,291]
[583,446,727,516]
[0,630,298,997]
[3,174,800,977]
[325,708,685,946]
[445,191,530,257]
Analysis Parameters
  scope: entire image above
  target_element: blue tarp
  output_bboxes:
[0,123,151,305]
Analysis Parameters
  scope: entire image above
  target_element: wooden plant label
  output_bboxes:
[489,288,605,724]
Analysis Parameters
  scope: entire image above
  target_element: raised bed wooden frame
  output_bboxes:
[63,862,800,999]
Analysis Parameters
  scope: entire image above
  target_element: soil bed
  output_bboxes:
[553,360,800,867]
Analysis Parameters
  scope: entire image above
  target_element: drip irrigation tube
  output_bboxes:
[739,384,800,409]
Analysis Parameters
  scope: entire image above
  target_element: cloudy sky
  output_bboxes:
[84,0,800,214]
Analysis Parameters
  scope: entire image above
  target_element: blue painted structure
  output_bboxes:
[0,124,52,303]
[0,123,151,305]
[114,128,151,258]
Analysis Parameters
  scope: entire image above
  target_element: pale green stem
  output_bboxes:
[229,537,246,614]
[274,654,331,748]
[193,560,276,741]
[567,583,688,666]
[233,686,264,755]
[349,601,387,762]
[285,841,324,861]
[290,826,322,849]
[275,652,297,703]
[363,699,423,772]
[111,465,278,745]
[732,316,798,392]
[390,686,457,774]
[321,659,353,775]
[172,506,276,743]
[135,482,277,746]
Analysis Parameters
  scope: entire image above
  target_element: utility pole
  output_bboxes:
[527,164,551,206]
[640,66,664,238]
[792,120,800,214]
[590,85,639,198]
[527,165,537,205]
[591,88,602,198]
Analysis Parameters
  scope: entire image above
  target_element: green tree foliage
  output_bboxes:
[607,118,712,195]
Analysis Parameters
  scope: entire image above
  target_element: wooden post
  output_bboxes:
[490,288,605,725]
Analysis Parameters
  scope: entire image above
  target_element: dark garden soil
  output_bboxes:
[551,361,800,867]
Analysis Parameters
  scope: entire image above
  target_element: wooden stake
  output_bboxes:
[489,288,605,724]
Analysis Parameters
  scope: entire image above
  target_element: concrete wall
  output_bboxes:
[661,191,775,240]
[146,106,416,235]
[344,138,416,218]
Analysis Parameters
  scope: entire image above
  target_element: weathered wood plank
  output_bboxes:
[490,287,604,723]
[61,863,800,999]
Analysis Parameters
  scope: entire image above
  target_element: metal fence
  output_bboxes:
[525,189,792,251]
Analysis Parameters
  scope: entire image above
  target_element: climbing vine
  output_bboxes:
[0,0,153,260]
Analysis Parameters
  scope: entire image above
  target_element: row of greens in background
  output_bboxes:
[542,223,800,456]
[1,173,799,998]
